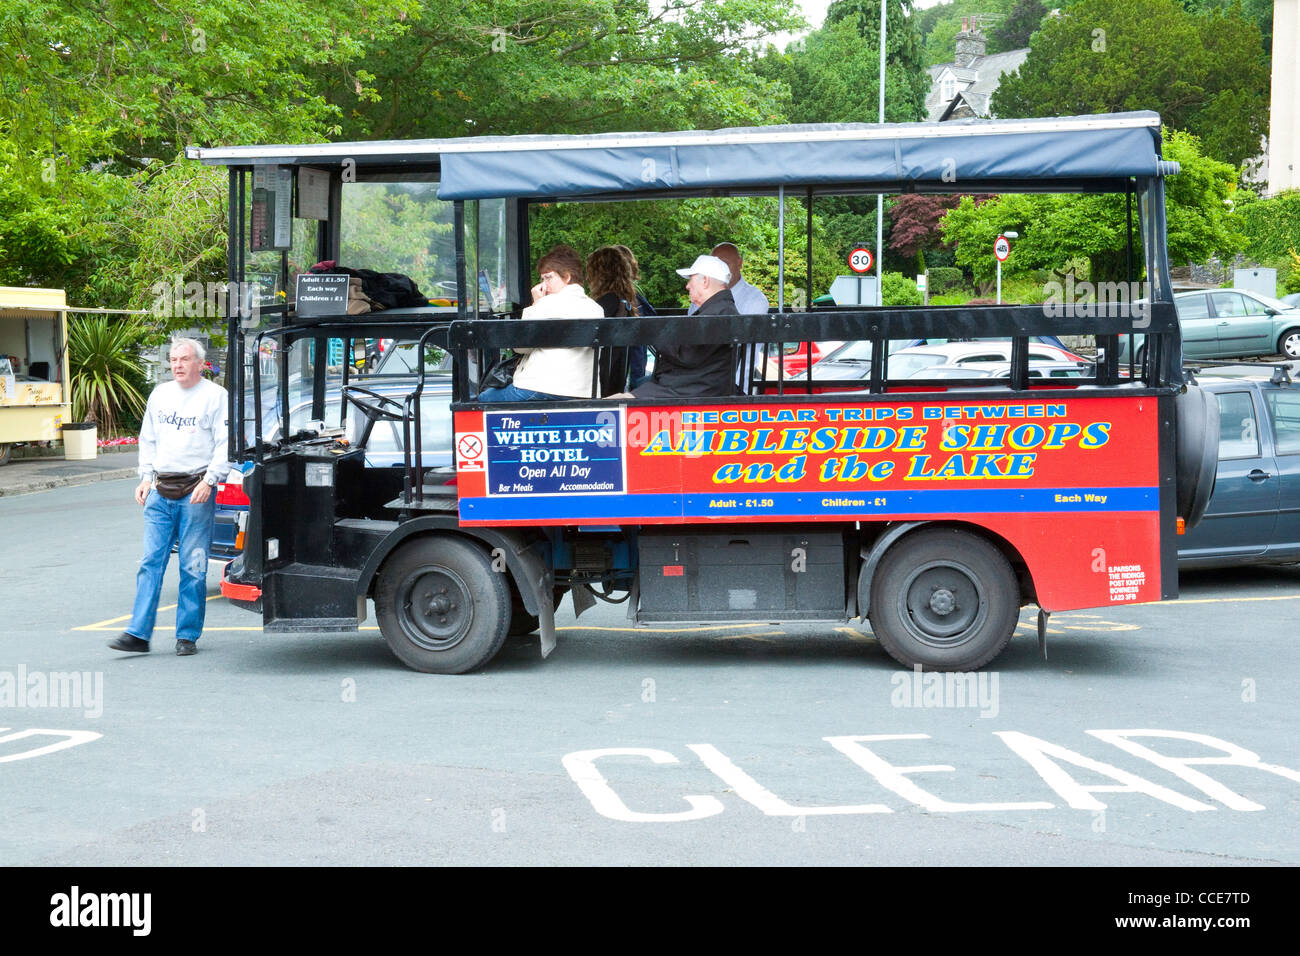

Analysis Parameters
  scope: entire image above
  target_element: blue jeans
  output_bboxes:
[127,489,216,643]
[477,383,563,402]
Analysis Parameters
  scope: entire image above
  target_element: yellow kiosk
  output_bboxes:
[0,287,76,464]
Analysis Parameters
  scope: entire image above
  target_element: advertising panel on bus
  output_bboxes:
[454,394,1166,611]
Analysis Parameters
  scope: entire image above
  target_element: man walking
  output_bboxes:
[110,338,229,656]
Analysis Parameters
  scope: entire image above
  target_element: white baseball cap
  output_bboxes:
[676,254,731,284]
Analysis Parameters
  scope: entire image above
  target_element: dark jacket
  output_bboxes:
[634,288,737,399]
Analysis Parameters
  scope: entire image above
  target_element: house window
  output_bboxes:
[943,77,955,101]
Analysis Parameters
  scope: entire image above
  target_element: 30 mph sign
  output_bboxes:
[848,247,874,273]
[994,235,1012,262]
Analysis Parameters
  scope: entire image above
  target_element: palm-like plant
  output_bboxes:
[69,316,148,436]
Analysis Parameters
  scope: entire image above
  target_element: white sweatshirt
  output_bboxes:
[512,283,605,398]
[137,379,231,483]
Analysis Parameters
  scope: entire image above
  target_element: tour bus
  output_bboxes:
[187,111,1218,674]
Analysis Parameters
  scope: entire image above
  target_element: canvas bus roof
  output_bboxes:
[187,112,1170,200]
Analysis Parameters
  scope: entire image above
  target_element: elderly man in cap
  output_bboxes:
[632,254,739,399]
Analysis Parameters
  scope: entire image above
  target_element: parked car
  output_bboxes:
[1177,365,1300,568]
[766,341,845,378]
[1282,293,1300,309]
[212,375,454,558]
[912,360,1095,380]
[1118,289,1300,363]
[794,337,1086,383]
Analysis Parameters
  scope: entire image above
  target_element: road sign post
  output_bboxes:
[994,234,1013,304]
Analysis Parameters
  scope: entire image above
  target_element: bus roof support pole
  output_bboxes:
[226,167,241,462]
[777,185,785,313]
[806,187,813,310]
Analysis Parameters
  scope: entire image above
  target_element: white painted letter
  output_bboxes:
[825,734,1054,812]
[996,731,1214,811]
[689,743,891,815]
[562,748,724,822]
[1088,729,1300,812]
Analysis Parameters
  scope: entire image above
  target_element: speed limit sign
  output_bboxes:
[848,247,874,273]
[994,235,1011,261]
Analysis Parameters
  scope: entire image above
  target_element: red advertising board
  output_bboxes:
[454,394,1165,610]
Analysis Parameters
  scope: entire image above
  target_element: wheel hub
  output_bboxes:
[897,561,988,648]
[398,567,473,651]
[928,587,956,615]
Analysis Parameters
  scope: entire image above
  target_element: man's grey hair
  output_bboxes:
[170,337,205,363]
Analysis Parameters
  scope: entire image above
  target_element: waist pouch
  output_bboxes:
[155,470,206,500]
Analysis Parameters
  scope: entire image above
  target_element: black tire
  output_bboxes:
[374,536,510,673]
[1277,327,1300,360]
[0,443,11,466]
[1174,384,1219,529]
[868,528,1020,671]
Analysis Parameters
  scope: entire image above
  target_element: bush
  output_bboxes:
[69,316,148,436]
[1234,191,1300,264]
[926,266,963,293]
[882,272,924,307]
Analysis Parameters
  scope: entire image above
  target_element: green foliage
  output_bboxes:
[1283,252,1300,296]
[916,1,1015,66]
[926,266,964,293]
[323,1,805,139]
[882,271,924,306]
[69,317,149,435]
[940,128,1241,284]
[993,0,1269,168]
[529,196,840,309]
[1231,191,1300,265]
[992,0,1050,51]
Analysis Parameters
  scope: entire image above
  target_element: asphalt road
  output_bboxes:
[2,476,1298,867]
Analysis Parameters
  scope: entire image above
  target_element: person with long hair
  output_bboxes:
[587,246,647,394]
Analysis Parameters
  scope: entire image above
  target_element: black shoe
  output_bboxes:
[109,634,150,653]
[175,640,198,656]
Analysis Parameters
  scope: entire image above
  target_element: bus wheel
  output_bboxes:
[869,529,1019,671]
[375,536,510,673]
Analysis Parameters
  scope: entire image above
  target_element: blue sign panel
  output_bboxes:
[485,408,624,496]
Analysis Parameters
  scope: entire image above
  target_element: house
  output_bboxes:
[925,18,1028,122]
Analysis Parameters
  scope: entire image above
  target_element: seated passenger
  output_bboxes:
[477,244,606,402]
[611,244,655,383]
[586,245,645,394]
[631,255,738,400]
[687,242,770,316]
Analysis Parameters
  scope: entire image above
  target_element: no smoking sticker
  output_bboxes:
[457,432,486,471]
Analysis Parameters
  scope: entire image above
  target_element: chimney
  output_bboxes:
[954,18,986,68]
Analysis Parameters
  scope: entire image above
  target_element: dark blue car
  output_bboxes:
[1178,366,1300,568]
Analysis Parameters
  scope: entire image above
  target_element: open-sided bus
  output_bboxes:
[187,112,1218,673]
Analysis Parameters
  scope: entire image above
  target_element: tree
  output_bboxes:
[939,129,1241,286]
[916,0,1016,66]
[0,0,419,321]
[318,1,805,139]
[992,0,1049,50]
[992,0,1269,169]
[530,196,841,310]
